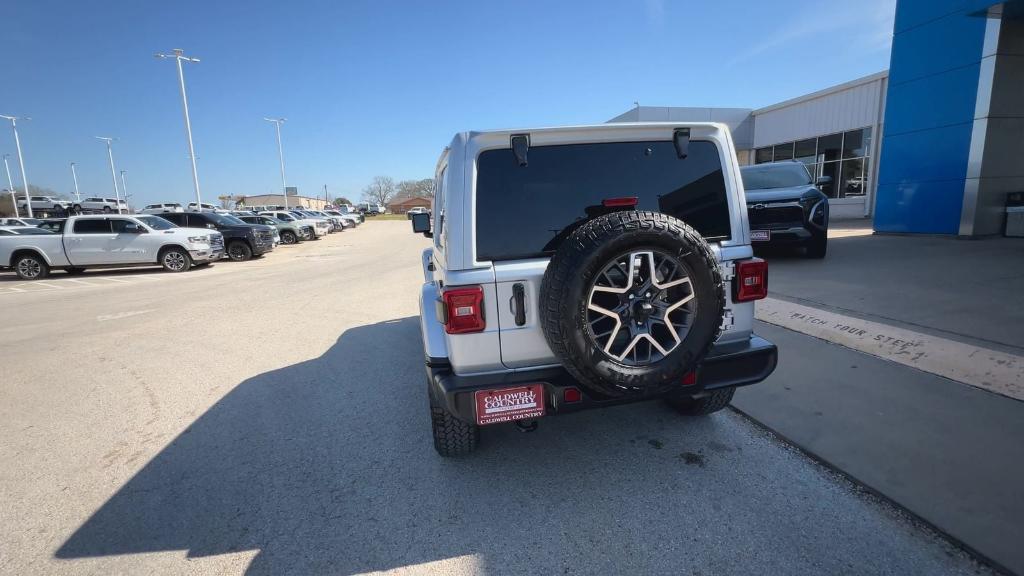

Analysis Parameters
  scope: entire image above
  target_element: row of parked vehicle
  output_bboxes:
[0,205,364,280]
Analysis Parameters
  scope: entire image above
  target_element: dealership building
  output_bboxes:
[611,0,1024,236]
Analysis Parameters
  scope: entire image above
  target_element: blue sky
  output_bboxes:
[4,0,895,206]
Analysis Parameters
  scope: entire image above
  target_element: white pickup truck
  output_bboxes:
[0,214,224,280]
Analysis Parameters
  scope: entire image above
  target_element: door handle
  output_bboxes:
[510,283,526,326]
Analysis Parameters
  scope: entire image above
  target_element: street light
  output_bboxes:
[263,117,289,209]
[70,162,81,203]
[120,170,129,206]
[1,114,33,218]
[3,154,18,218]
[155,48,202,211]
[95,137,122,211]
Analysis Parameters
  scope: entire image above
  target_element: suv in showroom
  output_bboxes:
[739,161,829,258]
[410,123,777,456]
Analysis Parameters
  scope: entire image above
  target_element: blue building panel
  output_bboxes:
[883,64,982,137]
[874,180,965,234]
[875,0,992,235]
[887,8,988,86]
[878,122,975,185]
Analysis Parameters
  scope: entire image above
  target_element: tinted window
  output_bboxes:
[73,219,110,234]
[110,219,139,233]
[740,163,812,190]
[0,230,11,235]
[160,213,187,226]
[818,133,842,162]
[476,140,731,261]
[136,215,176,230]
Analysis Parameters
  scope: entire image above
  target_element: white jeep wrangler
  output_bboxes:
[411,123,777,456]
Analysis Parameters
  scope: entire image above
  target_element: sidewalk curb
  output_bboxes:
[728,405,1013,576]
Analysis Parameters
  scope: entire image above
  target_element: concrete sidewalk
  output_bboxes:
[766,219,1024,353]
[739,226,1024,574]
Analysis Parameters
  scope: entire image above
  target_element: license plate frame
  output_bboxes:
[750,230,771,242]
[474,384,545,426]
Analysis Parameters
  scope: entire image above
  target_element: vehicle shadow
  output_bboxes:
[53,317,944,575]
[0,262,224,282]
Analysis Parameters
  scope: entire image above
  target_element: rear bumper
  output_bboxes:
[427,335,778,424]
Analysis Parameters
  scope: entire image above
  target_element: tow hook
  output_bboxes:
[516,420,539,433]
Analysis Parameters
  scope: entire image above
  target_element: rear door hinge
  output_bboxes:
[720,261,735,282]
[720,309,735,331]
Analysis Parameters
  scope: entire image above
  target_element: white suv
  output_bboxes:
[412,123,777,456]
[140,202,185,214]
[19,195,71,212]
[71,197,127,213]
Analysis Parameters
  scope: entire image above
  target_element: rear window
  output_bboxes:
[73,219,110,234]
[475,140,731,261]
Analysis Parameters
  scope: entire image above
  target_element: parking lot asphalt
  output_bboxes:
[0,222,994,575]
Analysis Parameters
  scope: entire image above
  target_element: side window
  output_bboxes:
[110,219,131,233]
[73,219,111,234]
[161,213,184,226]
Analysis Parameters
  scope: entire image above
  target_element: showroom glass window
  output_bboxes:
[753,127,872,199]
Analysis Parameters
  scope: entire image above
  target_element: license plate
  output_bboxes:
[750,230,770,242]
[474,384,545,426]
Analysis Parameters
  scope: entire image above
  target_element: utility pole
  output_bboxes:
[156,48,202,211]
[3,154,18,218]
[95,137,122,210]
[70,162,81,203]
[263,117,289,209]
[1,115,34,217]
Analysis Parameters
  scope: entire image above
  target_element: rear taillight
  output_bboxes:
[442,286,485,334]
[733,258,768,302]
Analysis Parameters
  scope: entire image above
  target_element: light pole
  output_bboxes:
[95,137,122,210]
[3,154,18,218]
[1,115,33,218]
[120,170,129,207]
[155,49,202,211]
[70,162,81,203]
[263,117,289,209]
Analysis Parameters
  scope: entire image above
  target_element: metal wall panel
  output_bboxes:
[752,79,886,147]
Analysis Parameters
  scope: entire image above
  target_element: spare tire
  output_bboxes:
[540,211,725,398]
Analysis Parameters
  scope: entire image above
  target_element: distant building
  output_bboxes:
[387,196,431,214]
[236,194,329,210]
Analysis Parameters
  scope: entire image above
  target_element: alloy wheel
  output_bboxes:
[586,250,697,366]
[163,251,187,271]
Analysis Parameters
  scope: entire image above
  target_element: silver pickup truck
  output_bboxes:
[0,214,223,280]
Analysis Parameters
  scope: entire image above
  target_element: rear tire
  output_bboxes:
[806,233,827,259]
[160,247,192,273]
[428,379,478,457]
[666,387,735,415]
[281,231,298,245]
[13,253,50,280]
[227,241,253,262]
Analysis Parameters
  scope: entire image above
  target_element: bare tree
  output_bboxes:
[394,178,436,200]
[361,176,396,205]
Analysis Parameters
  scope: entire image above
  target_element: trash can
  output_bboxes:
[1007,206,1024,237]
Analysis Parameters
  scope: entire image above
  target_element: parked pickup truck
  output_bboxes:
[0,214,224,280]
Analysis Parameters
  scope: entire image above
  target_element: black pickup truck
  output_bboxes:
[158,212,275,261]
